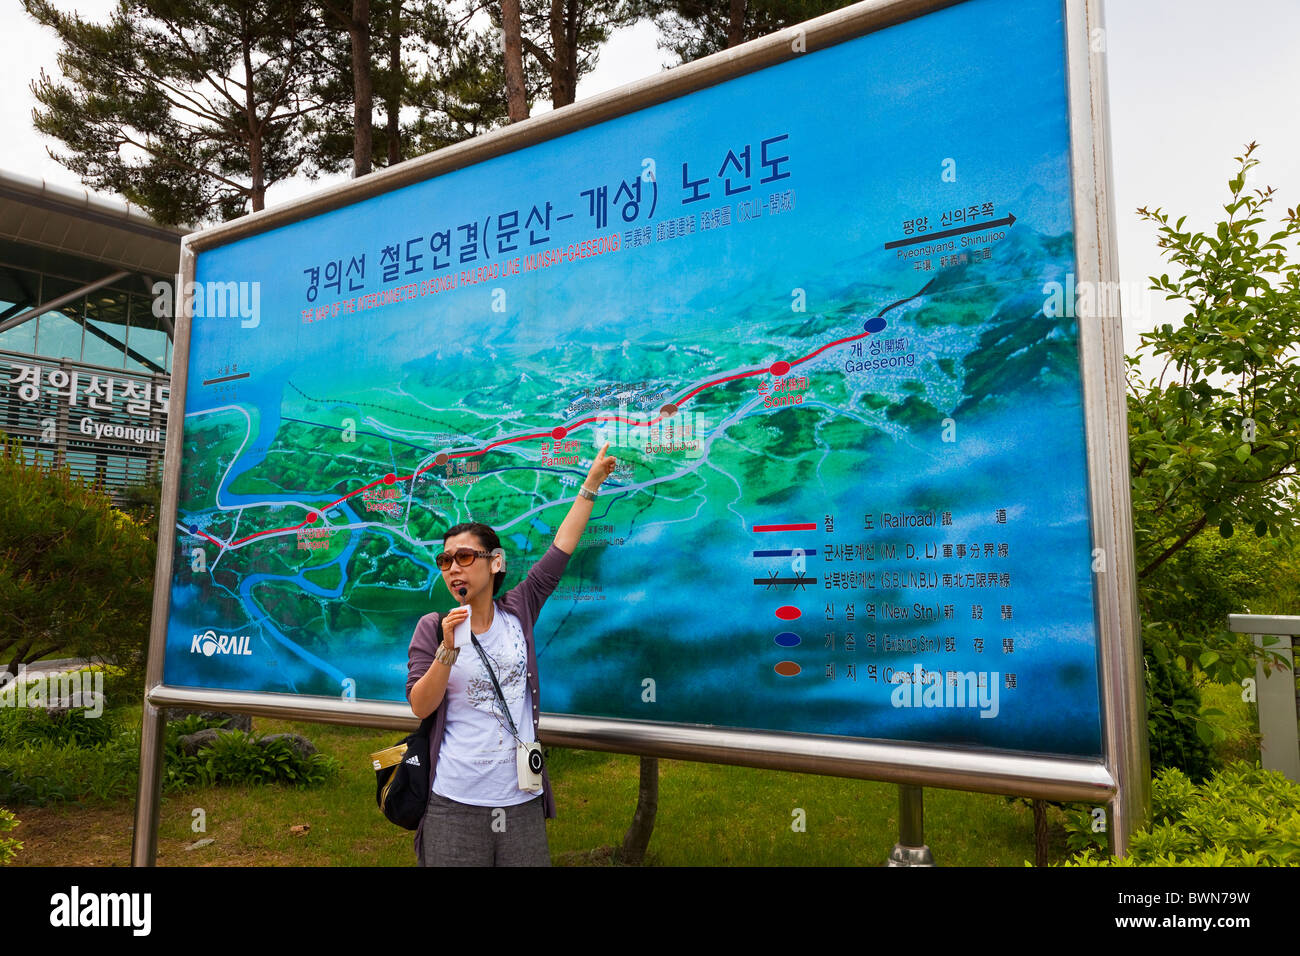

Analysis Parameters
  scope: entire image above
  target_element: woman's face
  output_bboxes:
[440,531,499,603]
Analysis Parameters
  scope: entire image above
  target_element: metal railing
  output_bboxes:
[1228,614,1300,783]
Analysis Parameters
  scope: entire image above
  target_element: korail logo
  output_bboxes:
[190,630,254,657]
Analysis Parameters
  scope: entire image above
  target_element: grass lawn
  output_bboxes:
[9,672,1269,867]
[6,713,1059,867]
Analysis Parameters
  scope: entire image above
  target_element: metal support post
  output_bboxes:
[887,784,934,866]
[131,699,167,866]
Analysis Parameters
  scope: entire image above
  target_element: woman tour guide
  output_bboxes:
[405,441,618,866]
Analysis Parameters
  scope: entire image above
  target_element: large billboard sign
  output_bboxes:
[145,0,1144,842]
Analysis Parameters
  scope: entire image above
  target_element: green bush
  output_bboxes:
[166,713,230,738]
[1144,643,1219,782]
[1061,762,1300,866]
[0,701,121,750]
[1199,681,1261,766]
[0,712,339,806]
[0,690,136,805]
[0,437,154,685]
[1135,531,1300,781]
[163,723,339,791]
[0,735,140,806]
[98,665,144,713]
[1125,150,1300,783]
[0,807,20,865]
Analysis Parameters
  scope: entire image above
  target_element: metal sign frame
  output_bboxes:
[133,0,1145,864]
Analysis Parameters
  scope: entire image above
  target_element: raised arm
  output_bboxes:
[553,442,617,555]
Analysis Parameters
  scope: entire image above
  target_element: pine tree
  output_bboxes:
[0,437,154,682]
[642,0,850,63]
[522,0,643,109]
[27,0,338,224]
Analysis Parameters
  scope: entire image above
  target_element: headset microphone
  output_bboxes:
[457,587,468,598]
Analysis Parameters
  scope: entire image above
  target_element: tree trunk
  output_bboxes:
[565,0,578,104]
[501,0,528,122]
[620,756,659,864]
[386,0,401,165]
[248,146,265,211]
[352,0,373,177]
[243,33,266,212]
[548,0,578,108]
[727,0,746,48]
[549,0,566,108]
[1033,799,1049,867]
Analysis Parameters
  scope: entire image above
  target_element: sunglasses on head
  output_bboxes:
[435,547,493,571]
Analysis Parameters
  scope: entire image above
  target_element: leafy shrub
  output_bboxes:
[0,735,139,806]
[0,695,151,806]
[97,665,144,714]
[164,728,338,791]
[0,700,121,750]
[167,713,230,738]
[1198,681,1262,766]
[0,807,20,865]
[0,437,154,685]
[1144,640,1218,782]
[160,713,230,790]
[1061,762,1300,866]
[0,709,338,805]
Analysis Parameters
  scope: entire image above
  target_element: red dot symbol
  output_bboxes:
[307,513,318,524]
[551,426,567,440]
[776,605,801,620]
[383,473,396,485]
[770,361,791,376]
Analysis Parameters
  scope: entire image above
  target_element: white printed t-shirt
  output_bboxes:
[432,606,540,807]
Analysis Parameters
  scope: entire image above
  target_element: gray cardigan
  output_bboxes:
[405,543,571,863]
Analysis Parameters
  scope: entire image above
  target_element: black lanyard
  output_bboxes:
[469,633,521,741]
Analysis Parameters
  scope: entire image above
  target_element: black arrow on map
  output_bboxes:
[884,213,1017,250]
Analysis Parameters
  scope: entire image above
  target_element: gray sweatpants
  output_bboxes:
[420,791,551,867]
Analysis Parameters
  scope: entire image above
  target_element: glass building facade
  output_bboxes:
[0,242,173,375]
[0,176,184,495]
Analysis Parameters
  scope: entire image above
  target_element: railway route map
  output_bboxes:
[166,0,1104,756]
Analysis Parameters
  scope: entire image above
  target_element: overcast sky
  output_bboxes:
[2,0,1297,360]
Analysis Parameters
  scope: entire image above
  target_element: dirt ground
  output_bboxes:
[8,804,136,866]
